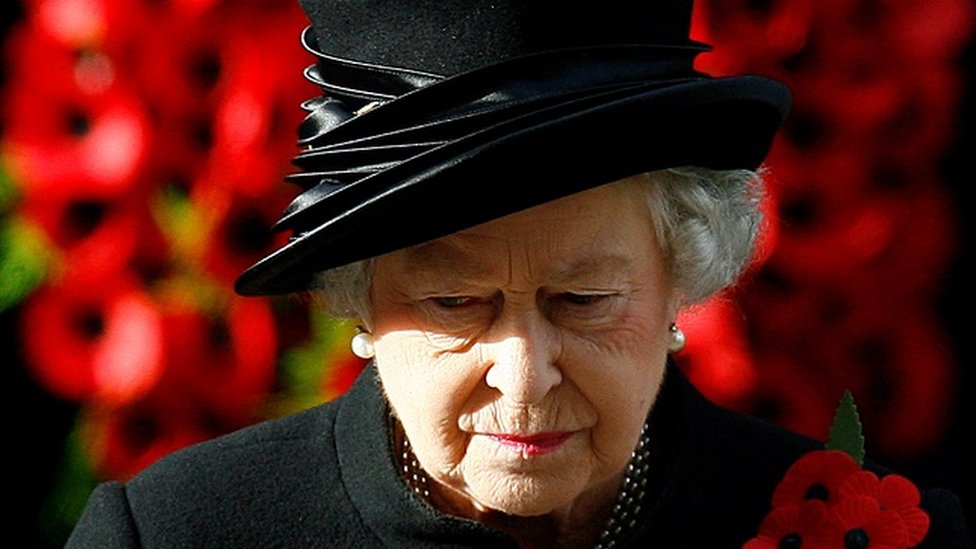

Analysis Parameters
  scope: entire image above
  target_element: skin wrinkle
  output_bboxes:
[314,168,762,325]
[368,177,679,547]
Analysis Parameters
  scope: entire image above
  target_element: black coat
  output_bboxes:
[66,365,973,547]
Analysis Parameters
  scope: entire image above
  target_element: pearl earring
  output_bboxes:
[351,328,375,359]
[668,323,686,353]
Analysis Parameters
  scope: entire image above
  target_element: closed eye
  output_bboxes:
[562,293,611,306]
[431,296,477,308]
[545,291,622,327]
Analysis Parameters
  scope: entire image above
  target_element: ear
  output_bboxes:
[665,288,685,324]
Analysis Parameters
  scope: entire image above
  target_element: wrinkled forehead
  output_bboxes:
[376,178,661,285]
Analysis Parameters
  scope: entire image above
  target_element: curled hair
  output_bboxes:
[645,166,765,303]
[310,257,373,326]
[312,166,765,321]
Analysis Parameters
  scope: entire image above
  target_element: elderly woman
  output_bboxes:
[67,0,971,547]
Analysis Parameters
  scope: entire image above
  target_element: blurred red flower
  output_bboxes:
[3,28,150,198]
[24,0,148,51]
[21,278,164,405]
[86,392,213,480]
[160,293,277,421]
[674,299,758,409]
[198,188,290,289]
[19,191,149,287]
[693,0,813,74]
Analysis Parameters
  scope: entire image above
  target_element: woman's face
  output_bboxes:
[370,177,679,519]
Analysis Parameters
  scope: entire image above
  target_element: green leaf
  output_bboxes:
[274,309,358,416]
[0,163,17,214]
[38,419,98,547]
[826,390,865,466]
[0,219,52,311]
[150,182,206,259]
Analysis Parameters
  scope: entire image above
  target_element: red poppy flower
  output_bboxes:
[85,391,213,480]
[3,25,151,199]
[160,292,277,421]
[19,191,146,287]
[165,0,222,19]
[200,10,312,199]
[862,187,955,298]
[674,299,758,409]
[830,495,909,549]
[692,0,813,75]
[20,278,165,405]
[812,304,953,459]
[744,500,840,549]
[125,10,226,124]
[26,0,149,52]
[128,3,308,185]
[839,471,930,546]
[193,187,290,285]
[771,450,861,508]
[6,85,150,197]
[748,353,836,442]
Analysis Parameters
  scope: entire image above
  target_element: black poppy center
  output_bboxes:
[778,533,802,549]
[66,108,92,137]
[804,483,829,501]
[224,208,273,256]
[75,307,106,340]
[844,528,870,549]
[64,200,108,241]
[208,317,232,352]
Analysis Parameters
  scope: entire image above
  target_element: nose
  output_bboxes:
[483,315,562,404]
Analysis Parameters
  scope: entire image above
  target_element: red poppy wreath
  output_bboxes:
[744,393,930,549]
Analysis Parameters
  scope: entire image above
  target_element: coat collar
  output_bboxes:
[334,365,516,547]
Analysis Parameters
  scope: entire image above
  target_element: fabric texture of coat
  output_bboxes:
[66,364,973,548]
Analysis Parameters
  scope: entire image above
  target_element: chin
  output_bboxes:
[469,470,587,517]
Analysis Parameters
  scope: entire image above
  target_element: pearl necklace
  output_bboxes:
[400,436,431,499]
[400,423,652,548]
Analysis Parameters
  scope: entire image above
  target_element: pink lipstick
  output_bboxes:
[488,432,573,456]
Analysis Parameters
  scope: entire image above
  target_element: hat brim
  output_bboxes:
[236,72,789,296]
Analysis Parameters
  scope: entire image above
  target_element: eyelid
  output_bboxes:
[432,295,475,308]
[562,291,617,305]
[569,291,606,299]
[426,291,500,309]
[557,287,621,297]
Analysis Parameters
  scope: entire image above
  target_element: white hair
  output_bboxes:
[642,166,764,303]
[311,166,765,323]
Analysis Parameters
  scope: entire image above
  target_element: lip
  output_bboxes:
[487,431,574,456]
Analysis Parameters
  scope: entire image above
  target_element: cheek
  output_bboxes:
[561,302,670,462]
[567,301,671,374]
[373,332,484,472]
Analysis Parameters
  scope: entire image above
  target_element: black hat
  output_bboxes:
[235,0,791,295]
